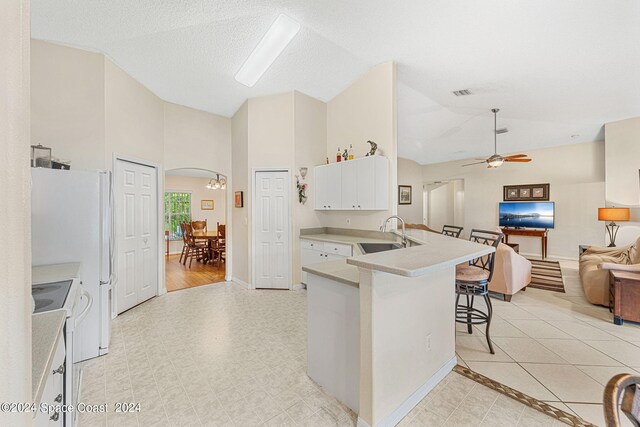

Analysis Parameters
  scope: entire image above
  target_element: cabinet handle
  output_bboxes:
[52,365,65,375]
[358,205,361,208]
[50,412,60,421]
[54,393,62,403]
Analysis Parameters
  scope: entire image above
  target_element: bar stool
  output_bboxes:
[442,225,464,238]
[455,229,502,354]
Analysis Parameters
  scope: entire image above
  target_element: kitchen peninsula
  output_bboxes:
[302,228,494,427]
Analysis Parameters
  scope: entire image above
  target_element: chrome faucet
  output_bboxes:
[382,215,407,247]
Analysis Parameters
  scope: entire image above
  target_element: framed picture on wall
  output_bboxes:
[201,200,214,210]
[398,185,412,205]
[504,183,550,201]
[234,191,244,208]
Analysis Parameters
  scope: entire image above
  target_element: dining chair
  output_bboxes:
[183,223,207,267]
[212,223,226,268]
[455,229,502,354]
[178,223,189,264]
[603,373,640,427]
[442,225,464,238]
[191,219,207,232]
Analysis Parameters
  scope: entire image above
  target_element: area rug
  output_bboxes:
[527,258,566,293]
[453,365,595,427]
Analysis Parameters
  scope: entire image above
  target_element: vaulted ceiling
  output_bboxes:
[32,0,640,164]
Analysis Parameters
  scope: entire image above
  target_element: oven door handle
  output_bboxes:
[75,287,93,327]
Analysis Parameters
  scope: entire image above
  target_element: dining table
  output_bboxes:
[192,231,219,263]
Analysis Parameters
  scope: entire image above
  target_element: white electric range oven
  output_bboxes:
[33,263,92,427]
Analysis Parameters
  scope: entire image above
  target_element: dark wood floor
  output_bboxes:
[165,253,226,292]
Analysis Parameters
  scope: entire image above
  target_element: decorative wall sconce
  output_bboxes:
[299,167,308,180]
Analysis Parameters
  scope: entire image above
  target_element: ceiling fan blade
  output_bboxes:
[504,158,532,162]
[504,154,528,159]
[462,161,487,167]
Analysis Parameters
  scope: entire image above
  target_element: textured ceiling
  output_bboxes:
[32,0,640,164]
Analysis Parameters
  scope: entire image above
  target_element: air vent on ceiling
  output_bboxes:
[495,128,509,134]
[452,89,473,96]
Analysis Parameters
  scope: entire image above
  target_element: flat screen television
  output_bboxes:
[499,202,555,229]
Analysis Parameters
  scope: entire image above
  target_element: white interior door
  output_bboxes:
[254,170,291,289]
[115,159,158,313]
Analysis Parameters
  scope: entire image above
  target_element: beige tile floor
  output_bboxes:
[77,281,562,427]
[455,260,640,427]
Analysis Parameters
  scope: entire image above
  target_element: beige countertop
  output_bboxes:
[302,228,494,283]
[347,230,494,277]
[302,259,360,287]
[301,233,399,255]
[301,231,400,285]
[32,310,66,406]
[32,263,81,285]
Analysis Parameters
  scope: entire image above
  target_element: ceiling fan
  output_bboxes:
[463,108,532,168]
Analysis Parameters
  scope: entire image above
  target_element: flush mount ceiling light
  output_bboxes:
[235,14,301,87]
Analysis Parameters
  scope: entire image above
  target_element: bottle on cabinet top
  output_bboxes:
[348,144,354,160]
[337,147,342,162]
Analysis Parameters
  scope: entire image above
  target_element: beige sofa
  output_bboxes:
[579,238,640,306]
[489,243,532,301]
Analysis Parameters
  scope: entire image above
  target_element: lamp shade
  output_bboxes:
[598,207,630,222]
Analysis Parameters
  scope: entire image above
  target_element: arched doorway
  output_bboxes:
[164,168,227,292]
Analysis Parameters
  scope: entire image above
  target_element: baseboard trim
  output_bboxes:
[231,277,251,289]
[356,356,457,427]
[292,283,306,290]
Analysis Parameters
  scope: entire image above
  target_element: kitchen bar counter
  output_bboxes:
[32,310,66,405]
[304,227,495,427]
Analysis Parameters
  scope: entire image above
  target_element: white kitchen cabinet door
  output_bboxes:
[301,247,325,284]
[324,253,345,261]
[325,164,342,210]
[314,165,328,210]
[356,157,376,209]
[340,161,358,210]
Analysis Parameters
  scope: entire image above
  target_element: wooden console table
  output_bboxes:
[501,228,548,259]
[609,270,640,325]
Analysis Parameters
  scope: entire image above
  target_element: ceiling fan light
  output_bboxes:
[488,158,504,168]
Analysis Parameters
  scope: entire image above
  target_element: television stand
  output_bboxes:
[501,228,548,259]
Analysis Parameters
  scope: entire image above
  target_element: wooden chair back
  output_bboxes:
[442,225,464,238]
[184,223,197,246]
[180,223,188,244]
[604,373,640,427]
[467,229,503,282]
[191,220,207,232]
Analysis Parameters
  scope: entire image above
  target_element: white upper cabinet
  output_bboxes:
[314,163,342,210]
[315,156,389,211]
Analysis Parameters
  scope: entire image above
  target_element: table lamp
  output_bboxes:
[598,207,630,247]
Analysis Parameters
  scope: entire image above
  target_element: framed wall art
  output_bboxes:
[234,191,244,208]
[398,185,412,205]
[503,183,550,201]
[201,200,214,210]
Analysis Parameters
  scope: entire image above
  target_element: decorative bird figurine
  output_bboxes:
[366,140,378,156]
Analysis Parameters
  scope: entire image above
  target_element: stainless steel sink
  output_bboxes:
[358,242,404,254]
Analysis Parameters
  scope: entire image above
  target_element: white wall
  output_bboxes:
[293,92,326,283]
[104,58,165,166]
[321,62,398,230]
[164,102,232,176]
[31,40,106,169]
[397,157,424,223]
[165,175,226,253]
[428,183,454,231]
[231,102,249,284]
[605,116,640,207]
[0,0,32,423]
[422,141,606,259]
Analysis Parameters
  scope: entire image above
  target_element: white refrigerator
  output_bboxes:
[32,168,112,362]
